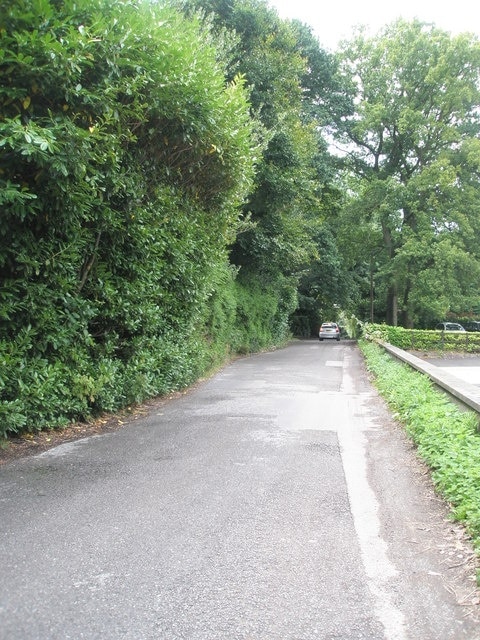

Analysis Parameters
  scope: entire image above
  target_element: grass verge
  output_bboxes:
[359,339,480,555]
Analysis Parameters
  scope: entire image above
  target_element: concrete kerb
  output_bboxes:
[379,341,480,415]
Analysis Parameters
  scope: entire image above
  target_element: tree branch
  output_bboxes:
[78,231,102,293]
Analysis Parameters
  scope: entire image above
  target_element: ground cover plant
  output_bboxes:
[359,340,480,556]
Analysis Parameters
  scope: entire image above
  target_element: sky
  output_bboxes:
[267,0,480,50]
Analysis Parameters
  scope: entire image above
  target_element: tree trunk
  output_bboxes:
[369,256,375,322]
[386,285,398,326]
[78,231,102,292]
[381,222,397,326]
[399,279,414,328]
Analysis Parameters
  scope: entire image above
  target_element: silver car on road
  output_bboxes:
[319,322,340,341]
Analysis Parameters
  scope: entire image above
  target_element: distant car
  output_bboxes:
[463,321,480,332]
[435,322,466,332]
[319,322,340,341]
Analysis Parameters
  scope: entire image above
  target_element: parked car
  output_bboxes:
[435,322,466,332]
[463,321,480,332]
[319,322,341,341]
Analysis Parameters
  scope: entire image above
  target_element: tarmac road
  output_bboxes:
[423,353,480,386]
[1,340,480,639]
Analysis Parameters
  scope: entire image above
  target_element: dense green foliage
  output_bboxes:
[331,22,480,328]
[175,0,345,336]
[0,0,260,437]
[3,0,480,437]
[360,340,480,549]
[364,323,480,353]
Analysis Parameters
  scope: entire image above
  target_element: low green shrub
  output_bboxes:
[364,323,480,353]
[360,339,480,550]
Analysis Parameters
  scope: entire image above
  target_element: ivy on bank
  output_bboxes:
[360,340,480,553]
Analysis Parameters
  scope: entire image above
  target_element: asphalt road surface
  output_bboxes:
[423,354,480,386]
[1,341,480,639]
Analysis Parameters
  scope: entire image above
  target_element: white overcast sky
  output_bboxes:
[267,0,480,50]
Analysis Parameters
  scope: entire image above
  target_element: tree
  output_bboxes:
[175,0,344,341]
[332,20,480,326]
[293,224,358,335]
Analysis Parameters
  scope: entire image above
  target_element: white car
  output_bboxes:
[319,322,341,341]
[435,322,465,332]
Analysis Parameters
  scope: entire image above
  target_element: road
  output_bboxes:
[1,341,479,639]
[423,354,480,386]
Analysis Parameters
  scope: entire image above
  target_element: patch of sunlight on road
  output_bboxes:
[275,392,340,432]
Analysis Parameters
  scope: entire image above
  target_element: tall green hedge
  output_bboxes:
[0,0,260,437]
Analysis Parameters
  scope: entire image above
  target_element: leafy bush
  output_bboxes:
[0,0,259,439]
[363,323,480,353]
[360,340,480,549]
[230,275,295,353]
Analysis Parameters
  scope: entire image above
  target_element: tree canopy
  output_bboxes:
[331,20,480,326]
[176,0,345,329]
